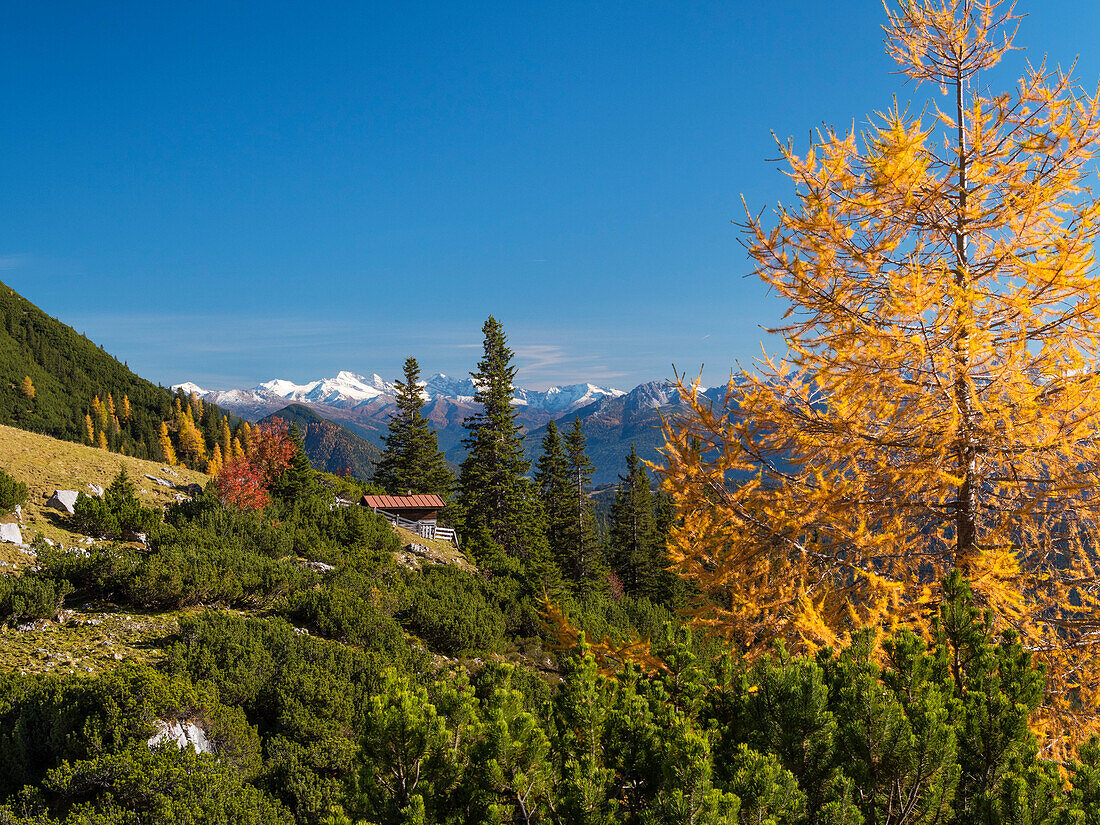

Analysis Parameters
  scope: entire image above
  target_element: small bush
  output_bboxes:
[72,468,160,540]
[0,467,27,512]
[285,586,407,658]
[0,575,71,624]
[399,566,505,655]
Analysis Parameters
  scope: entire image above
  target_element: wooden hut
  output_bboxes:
[361,494,451,542]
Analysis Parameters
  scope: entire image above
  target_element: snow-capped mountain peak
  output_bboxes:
[176,369,627,417]
[171,381,206,396]
[253,372,395,407]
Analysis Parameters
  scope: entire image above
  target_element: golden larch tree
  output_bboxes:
[208,443,224,477]
[219,417,232,460]
[119,394,132,422]
[660,0,1100,754]
[159,421,177,466]
[20,376,35,399]
[175,407,206,463]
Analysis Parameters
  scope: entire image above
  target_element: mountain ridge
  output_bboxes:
[178,374,722,484]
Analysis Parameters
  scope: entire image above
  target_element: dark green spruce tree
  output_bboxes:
[457,317,556,584]
[374,356,454,497]
[610,445,675,603]
[535,419,572,571]
[563,418,606,597]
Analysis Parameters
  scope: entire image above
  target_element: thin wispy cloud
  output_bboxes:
[0,254,29,271]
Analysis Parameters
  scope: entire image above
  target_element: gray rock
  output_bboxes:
[161,468,179,477]
[0,523,22,545]
[87,483,104,496]
[46,490,79,515]
[300,560,336,574]
[13,504,20,521]
[144,475,173,488]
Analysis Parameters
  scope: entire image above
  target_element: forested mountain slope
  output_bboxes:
[0,280,232,462]
[260,404,382,480]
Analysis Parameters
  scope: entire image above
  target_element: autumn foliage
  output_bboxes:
[661,0,1100,755]
[214,419,296,511]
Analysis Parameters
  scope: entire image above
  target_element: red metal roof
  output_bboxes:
[362,494,446,510]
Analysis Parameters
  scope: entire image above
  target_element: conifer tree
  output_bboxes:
[610,445,670,601]
[374,357,453,497]
[536,420,572,568]
[660,0,1100,749]
[96,429,108,450]
[271,423,317,505]
[19,376,34,400]
[457,318,552,574]
[564,419,605,596]
[119,394,131,422]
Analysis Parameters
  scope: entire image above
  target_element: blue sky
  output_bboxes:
[3,1,1098,390]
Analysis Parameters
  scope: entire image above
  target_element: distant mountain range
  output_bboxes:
[176,372,726,484]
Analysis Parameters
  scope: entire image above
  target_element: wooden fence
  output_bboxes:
[376,511,459,548]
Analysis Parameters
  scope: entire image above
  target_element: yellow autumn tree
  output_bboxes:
[159,422,177,466]
[20,376,35,399]
[661,0,1100,755]
[90,395,108,433]
[175,407,206,463]
[119,394,132,423]
[219,417,232,460]
[238,421,252,454]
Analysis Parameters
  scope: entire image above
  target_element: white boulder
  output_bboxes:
[46,490,79,515]
[0,523,22,545]
[87,484,104,496]
[148,719,214,754]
